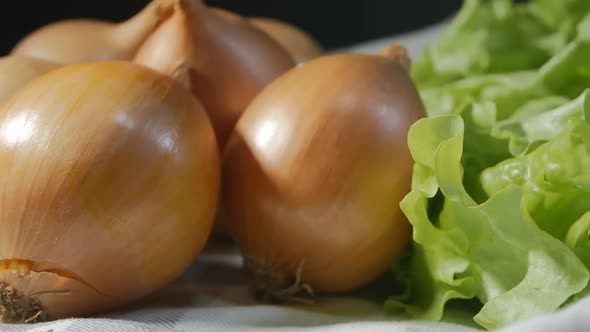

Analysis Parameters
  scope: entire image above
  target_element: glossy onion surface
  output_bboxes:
[0,61,219,320]
[223,53,425,295]
[0,56,60,105]
[134,0,295,148]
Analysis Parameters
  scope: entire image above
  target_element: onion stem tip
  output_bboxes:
[379,44,411,71]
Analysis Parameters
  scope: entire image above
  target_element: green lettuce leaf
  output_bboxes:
[481,116,590,303]
[392,0,590,328]
[497,90,590,147]
[482,117,590,242]
[529,0,590,35]
[412,0,574,88]
[388,115,590,329]
[419,35,590,118]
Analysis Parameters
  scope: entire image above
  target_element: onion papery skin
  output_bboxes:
[0,61,219,320]
[0,56,60,105]
[248,17,323,64]
[134,0,296,149]
[223,53,425,296]
[11,0,175,64]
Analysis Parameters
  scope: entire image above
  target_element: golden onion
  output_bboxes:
[134,0,295,149]
[0,56,60,105]
[11,0,175,64]
[249,17,323,64]
[223,46,425,300]
[0,61,219,322]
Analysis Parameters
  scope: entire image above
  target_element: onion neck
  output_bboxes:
[178,0,207,12]
[112,0,176,52]
[379,44,411,72]
[172,0,206,34]
[0,283,48,324]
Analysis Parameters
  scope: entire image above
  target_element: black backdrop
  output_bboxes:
[0,0,461,55]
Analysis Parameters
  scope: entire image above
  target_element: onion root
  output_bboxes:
[246,258,315,304]
[0,283,48,324]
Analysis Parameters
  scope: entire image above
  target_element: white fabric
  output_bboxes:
[6,241,590,332]
[4,16,590,332]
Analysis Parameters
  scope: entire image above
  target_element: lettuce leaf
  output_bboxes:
[412,0,576,88]
[482,117,590,242]
[388,114,590,329]
[390,0,590,328]
[419,35,590,118]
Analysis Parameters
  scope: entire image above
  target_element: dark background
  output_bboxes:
[0,0,461,55]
